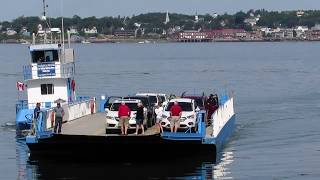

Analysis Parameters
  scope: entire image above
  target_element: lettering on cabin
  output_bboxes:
[37,63,56,77]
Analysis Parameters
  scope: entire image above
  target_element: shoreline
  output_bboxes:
[2,38,320,44]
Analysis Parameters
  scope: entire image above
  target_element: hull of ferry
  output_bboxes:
[27,134,216,161]
[27,114,235,162]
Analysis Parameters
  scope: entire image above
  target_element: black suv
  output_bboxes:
[123,96,155,127]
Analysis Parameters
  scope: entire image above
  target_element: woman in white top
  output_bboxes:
[154,103,164,133]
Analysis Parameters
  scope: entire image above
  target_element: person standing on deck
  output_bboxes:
[53,102,65,134]
[33,103,41,120]
[135,103,145,135]
[118,102,131,135]
[32,103,41,134]
[170,101,182,132]
[155,103,164,133]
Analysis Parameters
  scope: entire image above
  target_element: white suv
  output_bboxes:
[160,98,198,131]
[105,99,147,133]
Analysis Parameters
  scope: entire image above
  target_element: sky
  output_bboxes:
[1,0,320,21]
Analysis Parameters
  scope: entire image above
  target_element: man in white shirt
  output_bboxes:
[154,103,164,133]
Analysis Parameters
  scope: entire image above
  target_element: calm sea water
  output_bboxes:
[0,42,320,179]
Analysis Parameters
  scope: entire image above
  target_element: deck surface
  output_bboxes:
[62,113,106,136]
[61,113,160,136]
[61,113,213,137]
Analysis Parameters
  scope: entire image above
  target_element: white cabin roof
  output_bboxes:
[113,99,141,104]
[29,44,61,51]
[169,98,193,103]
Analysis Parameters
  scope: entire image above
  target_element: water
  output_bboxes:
[0,42,320,179]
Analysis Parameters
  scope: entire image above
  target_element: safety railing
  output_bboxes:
[16,100,29,114]
[23,62,75,80]
[211,97,235,138]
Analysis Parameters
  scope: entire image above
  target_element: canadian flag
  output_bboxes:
[16,82,25,91]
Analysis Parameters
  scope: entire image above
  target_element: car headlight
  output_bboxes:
[187,115,195,119]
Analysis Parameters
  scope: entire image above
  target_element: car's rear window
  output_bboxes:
[165,102,193,111]
[123,97,149,107]
[159,96,166,103]
[194,99,204,108]
[149,96,157,104]
[110,103,138,111]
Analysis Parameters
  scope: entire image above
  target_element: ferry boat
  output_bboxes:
[22,1,236,162]
[26,94,235,162]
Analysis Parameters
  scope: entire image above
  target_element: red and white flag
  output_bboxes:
[16,82,25,91]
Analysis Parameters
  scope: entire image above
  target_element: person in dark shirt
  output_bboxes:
[135,103,145,135]
[33,103,41,120]
[53,103,65,134]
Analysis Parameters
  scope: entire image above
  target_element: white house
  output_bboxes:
[295,26,309,38]
[6,28,17,36]
[69,27,78,34]
[295,26,308,32]
[83,27,98,34]
[244,18,257,27]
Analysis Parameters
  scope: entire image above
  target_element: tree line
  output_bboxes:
[1,9,320,38]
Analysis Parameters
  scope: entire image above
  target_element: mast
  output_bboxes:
[43,0,46,18]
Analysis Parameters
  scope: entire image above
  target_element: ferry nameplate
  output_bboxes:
[37,63,56,77]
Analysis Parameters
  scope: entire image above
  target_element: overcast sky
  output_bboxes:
[1,0,319,21]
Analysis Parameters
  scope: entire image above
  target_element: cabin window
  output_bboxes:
[32,50,59,63]
[41,84,54,95]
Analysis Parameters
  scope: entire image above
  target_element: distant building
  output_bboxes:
[244,18,257,27]
[177,30,209,42]
[83,27,98,34]
[311,24,320,31]
[6,28,17,36]
[195,14,199,23]
[69,27,78,34]
[295,26,308,32]
[114,28,136,37]
[295,26,308,38]
[164,11,170,25]
[307,30,320,40]
[272,31,285,39]
[204,29,247,39]
[296,11,304,17]
[20,27,31,37]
